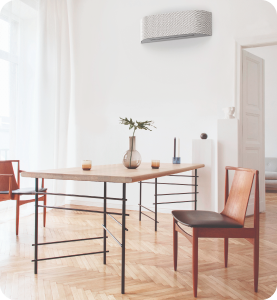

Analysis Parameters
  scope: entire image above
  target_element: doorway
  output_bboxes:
[236,37,277,214]
[247,45,277,198]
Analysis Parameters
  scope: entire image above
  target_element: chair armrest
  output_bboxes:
[0,174,13,198]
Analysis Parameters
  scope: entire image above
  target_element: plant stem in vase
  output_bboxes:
[120,117,156,169]
[123,136,141,169]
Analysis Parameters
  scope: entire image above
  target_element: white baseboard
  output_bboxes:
[260,200,266,212]
[246,201,266,216]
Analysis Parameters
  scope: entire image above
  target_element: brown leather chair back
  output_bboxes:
[221,168,255,226]
[0,161,19,192]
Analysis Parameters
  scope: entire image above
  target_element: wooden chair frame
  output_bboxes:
[173,166,259,297]
[0,160,47,235]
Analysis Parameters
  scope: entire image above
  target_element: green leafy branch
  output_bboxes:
[119,117,156,136]
[119,117,156,167]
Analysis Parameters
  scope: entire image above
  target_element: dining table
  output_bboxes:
[22,162,205,294]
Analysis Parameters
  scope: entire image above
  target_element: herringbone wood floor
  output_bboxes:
[0,194,276,299]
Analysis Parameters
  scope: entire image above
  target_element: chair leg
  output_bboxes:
[192,228,198,298]
[16,197,20,235]
[173,218,178,271]
[254,237,259,292]
[224,238,228,267]
[43,194,47,227]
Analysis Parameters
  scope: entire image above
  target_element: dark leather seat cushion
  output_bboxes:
[0,187,47,195]
[172,210,243,228]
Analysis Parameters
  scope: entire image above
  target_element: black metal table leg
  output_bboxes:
[34,178,38,274]
[139,181,142,221]
[103,182,107,264]
[195,169,197,210]
[121,183,126,294]
[155,178,157,231]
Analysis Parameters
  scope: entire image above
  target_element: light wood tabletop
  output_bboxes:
[21,162,205,183]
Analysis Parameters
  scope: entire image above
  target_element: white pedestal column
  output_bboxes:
[217,119,239,213]
[192,139,215,211]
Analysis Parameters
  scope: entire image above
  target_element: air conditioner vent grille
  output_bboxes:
[141,10,212,44]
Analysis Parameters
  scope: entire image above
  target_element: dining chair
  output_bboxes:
[172,166,259,297]
[0,160,47,235]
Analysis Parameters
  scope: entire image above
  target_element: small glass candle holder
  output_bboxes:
[151,160,160,169]
[82,160,92,170]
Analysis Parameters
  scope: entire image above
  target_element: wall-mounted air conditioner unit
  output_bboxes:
[141,10,212,44]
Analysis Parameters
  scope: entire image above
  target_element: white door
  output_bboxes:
[242,50,265,215]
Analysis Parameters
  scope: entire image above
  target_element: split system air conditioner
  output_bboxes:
[141,10,212,44]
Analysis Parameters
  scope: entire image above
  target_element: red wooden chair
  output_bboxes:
[0,160,47,235]
[172,166,259,297]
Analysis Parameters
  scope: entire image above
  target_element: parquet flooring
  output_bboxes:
[0,194,276,299]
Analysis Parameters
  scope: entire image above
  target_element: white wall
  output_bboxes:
[217,119,238,213]
[62,0,277,212]
[247,45,277,158]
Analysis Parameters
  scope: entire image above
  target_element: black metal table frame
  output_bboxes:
[139,169,198,231]
[31,169,199,294]
[32,179,128,294]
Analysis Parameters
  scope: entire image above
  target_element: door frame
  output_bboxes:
[235,34,277,212]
